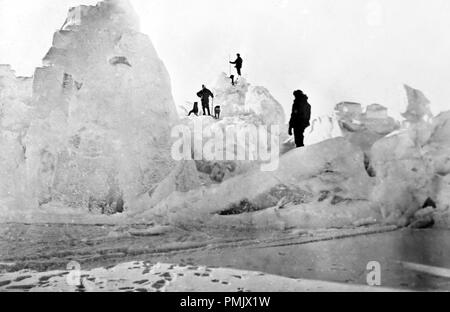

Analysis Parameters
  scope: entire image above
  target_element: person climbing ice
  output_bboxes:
[230,53,243,76]
[197,85,214,116]
[288,90,311,148]
[188,102,199,116]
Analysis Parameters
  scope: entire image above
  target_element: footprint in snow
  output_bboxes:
[151,279,166,290]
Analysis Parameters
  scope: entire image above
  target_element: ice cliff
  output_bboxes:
[0,65,33,204]
[1,0,179,213]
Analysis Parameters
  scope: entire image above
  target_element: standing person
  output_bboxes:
[197,85,214,116]
[230,53,243,76]
[288,90,311,148]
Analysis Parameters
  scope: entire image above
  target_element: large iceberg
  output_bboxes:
[2,0,179,212]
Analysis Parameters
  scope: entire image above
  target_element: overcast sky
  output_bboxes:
[1,0,450,117]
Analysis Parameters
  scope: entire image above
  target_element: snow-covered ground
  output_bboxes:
[0,261,403,292]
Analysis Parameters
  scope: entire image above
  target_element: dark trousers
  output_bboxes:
[236,67,242,76]
[294,127,306,147]
[202,102,210,115]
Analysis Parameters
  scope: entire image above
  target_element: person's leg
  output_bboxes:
[237,67,241,76]
[294,127,305,147]
[202,104,207,115]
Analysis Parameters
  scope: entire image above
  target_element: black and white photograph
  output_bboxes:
[0,0,449,297]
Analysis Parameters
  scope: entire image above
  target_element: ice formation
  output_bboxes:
[304,114,343,146]
[0,0,448,231]
[1,0,179,212]
[131,74,285,212]
[135,84,450,229]
[402,84,433,123]
[210,73,285,125]
[335,102,400,151]
[136,138,379,229]
[302,102,399,151]
[183,74,284,182]
[0,65,33,205]
[369,110,450,227]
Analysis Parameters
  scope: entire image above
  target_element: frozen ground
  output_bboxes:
[1,221,448,291]
[0,261,401,292]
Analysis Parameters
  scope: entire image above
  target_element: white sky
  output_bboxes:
[1,0,450,117]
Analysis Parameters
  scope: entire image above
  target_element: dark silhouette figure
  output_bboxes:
[230,54,243,76]
[289,90,311,148]
[230,75,235,86]
[214,106,221,119]
[197,85,214,116]
[188,102,199,116]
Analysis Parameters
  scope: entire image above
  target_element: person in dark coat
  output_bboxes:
[288,90,311,148]
[188,102,199,116]
[230,54,243,76]
[197,85,214,116]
